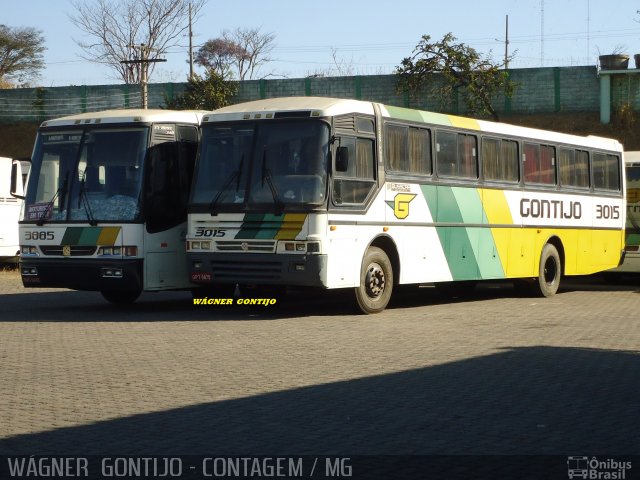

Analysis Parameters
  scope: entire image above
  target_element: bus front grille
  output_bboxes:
[210,260,282,281]
[214,240,276,253]
[40,245,98,256]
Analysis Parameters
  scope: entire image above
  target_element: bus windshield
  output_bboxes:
[192,120,330,211]
[24,127,149,223]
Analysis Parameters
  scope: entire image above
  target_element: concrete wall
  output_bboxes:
[0,65,630,122]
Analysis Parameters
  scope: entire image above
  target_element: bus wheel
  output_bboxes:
[354,247,393,314]
[534,243,562,297]
[101,289,141,304]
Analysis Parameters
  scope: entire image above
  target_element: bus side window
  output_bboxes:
[332,137,375,205]
[436,131,477,179]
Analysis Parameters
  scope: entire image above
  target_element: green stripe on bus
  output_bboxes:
[237,213,286,239]
[78,227,102,245]
[385,105,452,126]
[421,185,505,280]
[452,188,505,278]
[60,227,115,246]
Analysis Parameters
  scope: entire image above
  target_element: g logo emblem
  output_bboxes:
[391,193,416,219]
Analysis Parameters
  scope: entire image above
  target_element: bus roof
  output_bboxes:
[625,151,640,163]
[40,109,206,128]
[203,96,622,152]
[204,97,375,122]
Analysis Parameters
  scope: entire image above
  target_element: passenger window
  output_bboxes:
[482,138,518,182]
[386,124,431,175]
[524,143,556,185]
[559,148,589,188]
[436,131,477,179]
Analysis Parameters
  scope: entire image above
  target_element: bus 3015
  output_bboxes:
[186,97,625,314]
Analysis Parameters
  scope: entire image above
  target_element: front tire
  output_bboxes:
[533,243,562,297]
[101,289,141,304]
[354,247,393,314]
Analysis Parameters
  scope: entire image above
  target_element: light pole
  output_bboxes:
[121,44,166,109]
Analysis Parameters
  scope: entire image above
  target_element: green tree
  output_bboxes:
[165,70,237,110]
[0,25,45,87]
[396,33,514,121]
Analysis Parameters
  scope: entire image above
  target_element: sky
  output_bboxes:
[5,0,640,87]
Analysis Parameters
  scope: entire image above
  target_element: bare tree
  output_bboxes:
[304,47,356,78]
[196,27,275,80]
[69,0,206,84]
[330,47,356,76]
[0,25,45,87]
[229,27,275,80]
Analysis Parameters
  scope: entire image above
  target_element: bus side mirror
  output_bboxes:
[10,160,25,199]
[336,146,349,172]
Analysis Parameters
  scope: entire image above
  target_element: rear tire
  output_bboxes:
[101,289,141,304]
[533,243,562,297]
[354,247,393,314]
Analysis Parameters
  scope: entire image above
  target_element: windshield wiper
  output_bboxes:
[77,172,97,226]
[260,150,284,213]
[37,173,69,226]
[209,154,244,215]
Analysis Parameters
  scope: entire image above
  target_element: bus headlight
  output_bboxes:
[188,240,211,251]
[280,241,321,254]
[20,246,38,256]
[98,246,137,257]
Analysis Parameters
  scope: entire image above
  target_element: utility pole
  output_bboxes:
[188,2,194,79]
[121,44,166,109]
[504,14,509,69]
[496,15,510,69]
[540,0,545,67]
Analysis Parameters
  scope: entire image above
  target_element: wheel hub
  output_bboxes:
[544,258,557,284]
[365,263,385,298]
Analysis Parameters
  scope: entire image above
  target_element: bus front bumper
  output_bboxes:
[20,257,143,292]
[188,253,329,288]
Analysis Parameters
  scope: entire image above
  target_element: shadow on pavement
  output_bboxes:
[1,345,638,456]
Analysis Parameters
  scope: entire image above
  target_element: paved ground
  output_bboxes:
[0,269,639,460]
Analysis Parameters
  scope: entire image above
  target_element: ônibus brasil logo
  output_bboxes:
[567,456,631,479]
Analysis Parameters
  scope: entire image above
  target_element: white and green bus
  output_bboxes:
[1,157,25,264]
[186,97,625,313]
[12,109,204,303]
[610,151,640,273]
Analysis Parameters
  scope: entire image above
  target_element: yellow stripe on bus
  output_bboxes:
[97,227,121,245]
[479,189,512,275]
[448,115,480,130]
[274,213,307,240]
